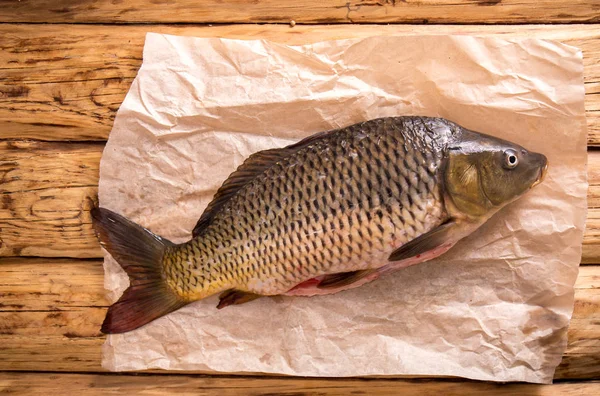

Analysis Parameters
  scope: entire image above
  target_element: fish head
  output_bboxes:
[443,128,547,219]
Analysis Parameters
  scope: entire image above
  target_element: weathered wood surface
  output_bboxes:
[1,140,599,261]
[0,141,101,258]
[1,3,599,390]
[1,373,600,395]
[0,257,598,379]
[1,0,599,24]
[1,24,599,144]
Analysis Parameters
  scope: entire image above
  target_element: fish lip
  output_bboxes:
[531,161,548,189]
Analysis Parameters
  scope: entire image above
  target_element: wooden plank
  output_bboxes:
[1,373,599,395]
[0,258,598,379]
[0,24,599,143]
[583,150,600,263]
[558,265,600,379]
[0,258,107,371]
[0,141,101,258]
[2,141,600,261]
[1,0,599,24]
[0,258,108,311]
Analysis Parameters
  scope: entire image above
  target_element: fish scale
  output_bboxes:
[162,117,449,299]
[92,115,547,333]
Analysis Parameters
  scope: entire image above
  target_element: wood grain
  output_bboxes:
[0,258,107,371]
[0,24,599,143]
[1,0,599,24]
[0,257,598,379]
[1,373,599,395]
[1,140,599,262]
[1,0,599,391]
[0,141,101,257]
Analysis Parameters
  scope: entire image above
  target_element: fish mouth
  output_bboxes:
[531,161,548,189]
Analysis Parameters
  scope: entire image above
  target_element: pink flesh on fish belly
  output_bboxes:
[284,242,455,297]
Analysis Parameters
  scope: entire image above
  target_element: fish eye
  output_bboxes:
[504,149,519,169]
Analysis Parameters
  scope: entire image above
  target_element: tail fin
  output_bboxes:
[91,207,187,334]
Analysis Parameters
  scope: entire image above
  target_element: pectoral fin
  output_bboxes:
[388,220,456,262]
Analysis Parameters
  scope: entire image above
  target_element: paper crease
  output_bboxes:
[98,34,587,384]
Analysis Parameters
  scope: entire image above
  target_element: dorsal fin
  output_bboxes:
[192,130,333,238]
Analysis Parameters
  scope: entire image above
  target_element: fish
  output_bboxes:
[92,116,548,334]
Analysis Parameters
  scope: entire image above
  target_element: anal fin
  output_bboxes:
[217,289,261,309]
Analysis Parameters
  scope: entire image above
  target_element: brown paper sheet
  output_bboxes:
[98,33,587,384]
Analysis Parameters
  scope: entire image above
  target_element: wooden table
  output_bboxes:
[1,1,600,394]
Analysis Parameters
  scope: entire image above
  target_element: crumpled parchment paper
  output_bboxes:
[98,33,587,384]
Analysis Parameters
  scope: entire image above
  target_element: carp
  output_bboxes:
[92,116,547,333]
